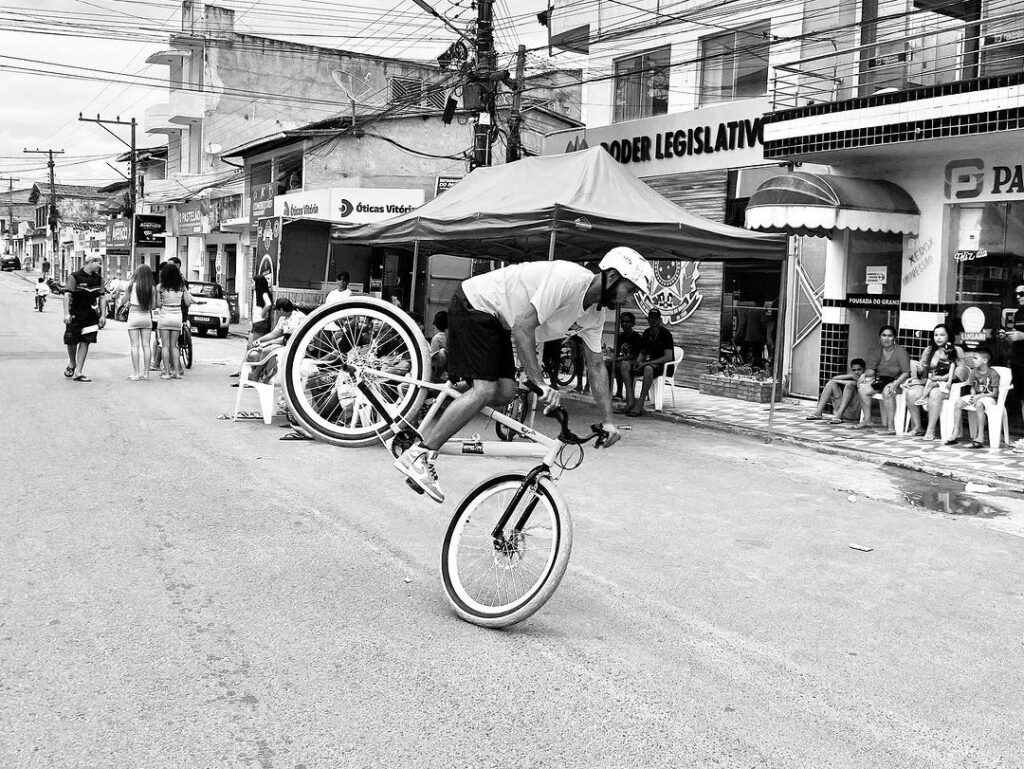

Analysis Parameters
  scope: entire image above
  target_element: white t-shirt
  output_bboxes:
[35,282,50,296]
[325,287,352,304]
[461,261,604,352]
[274,309,307,336]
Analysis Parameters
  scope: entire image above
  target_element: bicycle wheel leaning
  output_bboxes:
[282,298,430,447]
[440,472,572,628]
[178,325,193,369]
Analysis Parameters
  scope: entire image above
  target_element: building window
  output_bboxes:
[613,47,670,123]
[699,24,770,105]
[274,152,303,195]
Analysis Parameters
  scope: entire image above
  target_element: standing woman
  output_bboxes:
[121,264,158,380]
[156,262,193,380]
[902,323,968,440]
[250,274,273,344]
[856,324,912,433]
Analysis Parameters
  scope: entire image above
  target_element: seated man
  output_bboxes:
[619,307,674,417]
[245,298,306,383]
[805,358,866,424]
[604,311,643,399]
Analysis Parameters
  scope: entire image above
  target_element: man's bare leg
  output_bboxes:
[420,379,514,450]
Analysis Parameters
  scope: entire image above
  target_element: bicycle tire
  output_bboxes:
[179,327,193,369]
[440,473,572,629]
[282,298,430,447]
[494,392,528,442]
[554,338,576,388]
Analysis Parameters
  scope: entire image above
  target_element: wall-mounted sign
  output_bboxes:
[542,98,774,177]
[635,260,704,325]
[954,248,989,262]
[175,200,211,236]
[134,214,165,248]
[945,157,1024,202]
[105,217,131,253]
[435,176,462,196]
[255,217,280,284]
[274,187,424,223]
[250,183,275,224]
[847,293,900,308]
[866,265,887,294]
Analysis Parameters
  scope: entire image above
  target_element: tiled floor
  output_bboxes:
[638,386,1024,487]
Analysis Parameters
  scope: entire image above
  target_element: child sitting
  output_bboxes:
[944,347,1000,448]
[914,342,958,406]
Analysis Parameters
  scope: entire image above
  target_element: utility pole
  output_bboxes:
[0,176,20,252]
[23,148,64,276]
[506,45,527,163]
[472,0,496,169]
[79,113,138,272]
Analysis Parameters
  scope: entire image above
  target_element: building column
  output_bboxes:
[819,232,851,391]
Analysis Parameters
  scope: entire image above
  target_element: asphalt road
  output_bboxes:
[2,270,1023,769]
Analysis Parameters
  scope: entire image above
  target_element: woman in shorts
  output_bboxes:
[121,264,158,380]
[156,262,193,380]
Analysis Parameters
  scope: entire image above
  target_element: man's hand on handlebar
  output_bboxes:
[538,384,562,412]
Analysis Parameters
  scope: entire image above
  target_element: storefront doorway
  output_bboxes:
[846,231,902,362]
[789,237,827,397]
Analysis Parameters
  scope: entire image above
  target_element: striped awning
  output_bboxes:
[744,172,920,237]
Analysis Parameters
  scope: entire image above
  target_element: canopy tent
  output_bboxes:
[744,172,920,237]
[331,146,785,263]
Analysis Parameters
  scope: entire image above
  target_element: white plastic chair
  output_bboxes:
[939,365,1012,447]
[868,391,910,435]
[233,347,285,425]
[634,346,684,412]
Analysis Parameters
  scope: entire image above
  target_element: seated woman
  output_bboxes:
[856,325,912,433]
[902,323,969,441]
[246,298,307,383]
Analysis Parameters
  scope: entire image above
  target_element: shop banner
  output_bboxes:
[435,176,462,196]
[255,217,280,285]
[274,187,425,224]
[847,293,899,308]
[541,97,774,177]
[175,200,211,236]
[250,183,275,224]
[105,217,131,254]
[134,214,165,248]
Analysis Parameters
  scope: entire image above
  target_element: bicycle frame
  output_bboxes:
[354,368,563,466]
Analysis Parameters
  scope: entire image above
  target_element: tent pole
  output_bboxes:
[547,229,556,261]
[410,240,420,314]
[766,251,790,444]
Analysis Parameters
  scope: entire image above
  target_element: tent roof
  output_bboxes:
[331,147,785,262]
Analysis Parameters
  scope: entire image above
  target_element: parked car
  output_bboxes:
[187,281,231,338]
[1,255,22,271]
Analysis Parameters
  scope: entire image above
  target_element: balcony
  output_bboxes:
[145,103,182,136]
[765,6,1024,161]
[169,89,208,125]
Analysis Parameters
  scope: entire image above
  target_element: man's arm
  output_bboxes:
[510,306,551,397]
[63,273,76,323]
[582,345,621,448]
[97,285,106,328]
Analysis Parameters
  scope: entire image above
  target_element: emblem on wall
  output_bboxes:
[635,260,703,325]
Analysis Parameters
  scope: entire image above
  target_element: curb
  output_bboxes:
[561,391,1024,493]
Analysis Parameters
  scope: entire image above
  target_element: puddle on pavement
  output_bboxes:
[881,466,1010,518]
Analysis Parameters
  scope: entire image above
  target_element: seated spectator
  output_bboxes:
[244,298,306,383]
[325,271,352,304]
[805,358,866,424]
[944,347,1001,448]
[856,324,911,432]
[914,342,958,406]
[619,307,674,417]
[604,312,643,399]
[902,323,968,440]
[429,310,448,383]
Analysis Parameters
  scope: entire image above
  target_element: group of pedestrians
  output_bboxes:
[58,255,195,382]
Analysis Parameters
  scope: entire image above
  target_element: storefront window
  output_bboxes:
[720,261,781,371]
[952,201,1024,363]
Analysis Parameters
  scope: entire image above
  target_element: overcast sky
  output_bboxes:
[0,0,551,189]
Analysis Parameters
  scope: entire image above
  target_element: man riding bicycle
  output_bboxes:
[395,246,655,503]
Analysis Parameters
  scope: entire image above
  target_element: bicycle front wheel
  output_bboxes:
[282,298,430,447]
[441,473,572,628]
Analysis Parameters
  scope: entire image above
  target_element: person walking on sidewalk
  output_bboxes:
[62,255,105,382]
[394,247,654,503]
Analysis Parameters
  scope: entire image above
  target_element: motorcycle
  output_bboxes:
[34,293,46,312]
[47,277,63,295]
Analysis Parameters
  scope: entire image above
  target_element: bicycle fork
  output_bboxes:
[491,465,548,548]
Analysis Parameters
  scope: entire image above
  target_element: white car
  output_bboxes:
[187,281,231,338]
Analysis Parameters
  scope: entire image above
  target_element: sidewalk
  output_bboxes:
[566,384,1024,491]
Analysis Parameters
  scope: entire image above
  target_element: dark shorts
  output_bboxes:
[64,312,100,346]
[447,285,515,382]
[251,319,271,336]
[634,361,665,378]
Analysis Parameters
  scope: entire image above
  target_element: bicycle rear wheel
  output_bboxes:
[494,391,528,442]
[179,327,193,369]
[282,298,430,447]
[440,473,572,628]
[554,338,576,387]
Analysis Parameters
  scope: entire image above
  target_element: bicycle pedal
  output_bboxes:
[406,478,425,495]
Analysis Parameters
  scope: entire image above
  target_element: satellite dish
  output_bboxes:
[206,143,223,155]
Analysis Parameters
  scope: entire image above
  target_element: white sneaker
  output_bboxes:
[394,445,444,503]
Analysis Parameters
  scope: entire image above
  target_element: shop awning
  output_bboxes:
[744,172,920,237]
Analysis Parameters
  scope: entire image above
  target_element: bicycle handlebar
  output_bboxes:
[525,381,609,447]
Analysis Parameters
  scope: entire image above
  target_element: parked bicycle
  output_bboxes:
[281,298,609,628]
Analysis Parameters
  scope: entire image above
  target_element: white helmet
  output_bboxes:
[598,246,654,295]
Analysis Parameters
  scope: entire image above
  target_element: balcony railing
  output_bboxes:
[771,7,1024,111]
